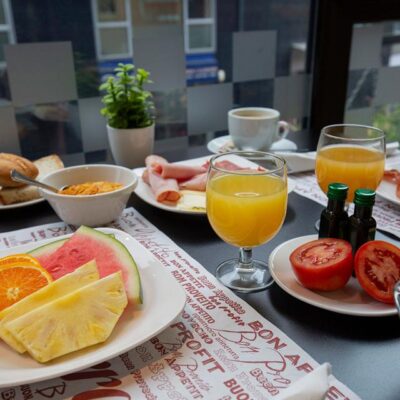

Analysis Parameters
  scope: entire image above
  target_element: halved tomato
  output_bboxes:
[289,238,353,291]
[354,240,400,304]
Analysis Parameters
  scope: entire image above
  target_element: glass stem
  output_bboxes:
[239,247,253,269]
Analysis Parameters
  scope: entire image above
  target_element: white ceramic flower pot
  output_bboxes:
[107,123,155,168]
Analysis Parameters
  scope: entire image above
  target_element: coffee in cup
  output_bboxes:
[228,107,289,151]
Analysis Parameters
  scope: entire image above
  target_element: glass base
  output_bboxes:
[215,258,274,293]
[315,218,320,232]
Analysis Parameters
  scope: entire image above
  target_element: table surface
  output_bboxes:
[1,145,399,400]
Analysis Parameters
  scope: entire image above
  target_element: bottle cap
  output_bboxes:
[327,183,348,201]
[354,189,375,207]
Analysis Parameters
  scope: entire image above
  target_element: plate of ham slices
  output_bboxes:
[376,166,400,206]
[133,155,295,215]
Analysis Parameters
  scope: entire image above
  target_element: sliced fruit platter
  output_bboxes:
[0,227,186,388]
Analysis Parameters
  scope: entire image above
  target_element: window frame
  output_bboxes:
[91,0,133,61]
[308,0,400,147]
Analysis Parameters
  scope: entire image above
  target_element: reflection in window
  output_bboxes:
[99,27,129,55]
[0,2,4,24]
[0,0,15,64]
[188,0,212,19]
[374,103,400,142]
[189,24,212,49]
[0,32,7,61]
[183,0,215,54]
[92,0,133,60]
[97,0,126,22]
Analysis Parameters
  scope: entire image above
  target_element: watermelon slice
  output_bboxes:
[33,227,142,304]
[29,234,115,259]
[29,238,68,259]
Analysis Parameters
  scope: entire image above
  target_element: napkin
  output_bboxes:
[276,363,332,400]
[277,151,316,174]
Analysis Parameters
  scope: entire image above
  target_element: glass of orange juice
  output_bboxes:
[316,124,385,202]
[206,151,287,292]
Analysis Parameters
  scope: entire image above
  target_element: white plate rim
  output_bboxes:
[133,156,295,215]
[376,163,400,206]
[269,234,397,317]
[0,227,186,388]
[0,197,45,210]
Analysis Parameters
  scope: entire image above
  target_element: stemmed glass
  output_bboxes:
[316,124,385,203]
[206,151,287,292]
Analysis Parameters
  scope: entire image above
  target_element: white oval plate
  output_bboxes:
[0,227,186,388]
[0,197,45,210]
[269,235,397,317]
[133,156,295,215]
[207,135,298,154]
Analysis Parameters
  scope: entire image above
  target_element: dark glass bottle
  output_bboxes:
[349,189,377,254]
[318,183,349,240]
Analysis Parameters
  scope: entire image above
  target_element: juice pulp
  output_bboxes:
[206,174,287,248]
[316,146,385,201]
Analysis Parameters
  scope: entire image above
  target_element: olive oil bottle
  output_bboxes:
[349,189,376,254]
[318,183,349,240]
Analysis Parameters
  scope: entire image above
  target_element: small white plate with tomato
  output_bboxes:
[269,235,398,317]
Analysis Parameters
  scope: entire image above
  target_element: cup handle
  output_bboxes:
[278,121,290,139]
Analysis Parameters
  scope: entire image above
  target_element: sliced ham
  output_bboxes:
[383,169,400,199]
[179,172,207,192]
[147,168,181,203]
[142,154,253,203]
[145,155,167,174]
[214,160,247,171]
[383,169,400,183]
[142,168,149,184]
[160,163,207,181]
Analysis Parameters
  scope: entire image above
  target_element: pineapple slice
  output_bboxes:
[0,260,99,353]
[6,272,127,363]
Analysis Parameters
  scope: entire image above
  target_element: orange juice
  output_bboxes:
[316,146,384,201]
[206,174,287,248]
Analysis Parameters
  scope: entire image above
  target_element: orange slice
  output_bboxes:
[0,254,42,269]
[0,262,52,312]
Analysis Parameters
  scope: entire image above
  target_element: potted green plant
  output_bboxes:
[100,63,155,168]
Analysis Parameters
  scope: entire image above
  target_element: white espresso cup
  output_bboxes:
[228,107,289,150]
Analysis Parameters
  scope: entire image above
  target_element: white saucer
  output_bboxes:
[207,135,298,154]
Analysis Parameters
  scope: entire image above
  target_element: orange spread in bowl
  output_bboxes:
[59,181,123,196]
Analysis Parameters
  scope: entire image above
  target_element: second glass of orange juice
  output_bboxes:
[316,124,385,202]
[206,152,287,292]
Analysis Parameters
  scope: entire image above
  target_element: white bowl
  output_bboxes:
[39,164,138,227]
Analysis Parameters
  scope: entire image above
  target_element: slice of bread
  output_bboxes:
[0,155,64,205]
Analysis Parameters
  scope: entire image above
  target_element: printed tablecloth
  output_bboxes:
[0,208,360,400]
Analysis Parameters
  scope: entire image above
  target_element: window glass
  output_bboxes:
[0,32,8,62]
[97,0,126,22]
[344,21,400,142]
[99,27,129,56]
[0,2,5,25]
[0,0,314,162]
[188,0,212,19]
[189,24,212,49]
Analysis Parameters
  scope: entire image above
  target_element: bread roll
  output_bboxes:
[0,155,64,205]
[0,153,39,188]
